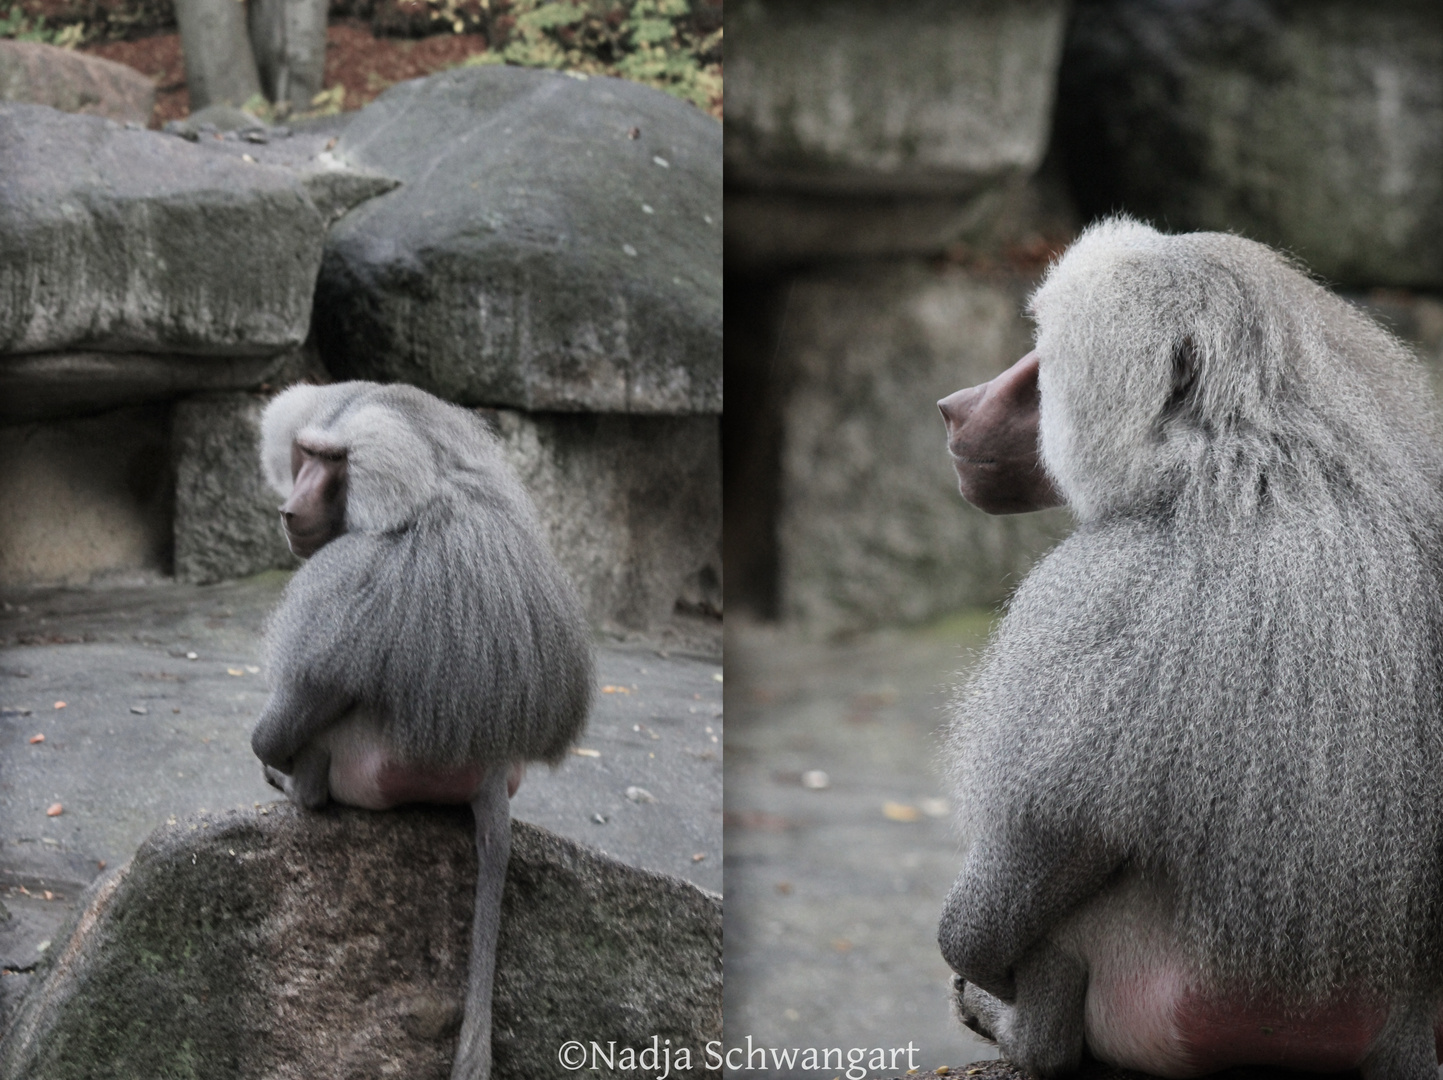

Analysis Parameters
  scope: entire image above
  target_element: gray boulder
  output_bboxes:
[0,103,325,357]
[1056,0,1443,289]
[774,263,1071,635]
[0,807,722,1080]
[725,0,1068,195]
[315,66,722,415]
[485,409,722,631]
[172,392,299,585]
[0,41,155,126]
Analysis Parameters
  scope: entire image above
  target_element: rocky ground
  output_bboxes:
[0,574,721,1028]
[724,614,999,1074]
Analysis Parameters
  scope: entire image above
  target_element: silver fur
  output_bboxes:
[254,380,594,770]
[941,218,1443,1053]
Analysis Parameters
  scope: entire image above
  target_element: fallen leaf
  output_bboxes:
[42,890,53,900]
[130,705,148,715]
[227,668,245,677]
[97,860,106,870]
[28,734,43,744]
[625,786,656,803]
[571,747,600,758]
[691,852,706,862]
[53,701,66,710]
[883,801,921,823]
[45,803,62,817]
[245,665,260,674]
[600,685,631,694]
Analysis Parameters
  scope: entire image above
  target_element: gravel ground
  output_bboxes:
[724,613,999,1076]
[0,573,721,1027]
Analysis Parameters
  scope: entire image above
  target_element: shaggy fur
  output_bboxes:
[941,218,1443,1043]
[253,381,594,768]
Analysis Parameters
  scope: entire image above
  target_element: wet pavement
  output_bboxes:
[724,613,999,1075]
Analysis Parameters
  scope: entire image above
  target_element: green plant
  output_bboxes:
[461,0,721,116]
[0,5,85,46]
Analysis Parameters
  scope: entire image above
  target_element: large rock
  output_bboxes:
[172,392,298,585]
[775,263,1071,635]
[315,66,722,414]
[725,0,1068,195]
[0,807,722,1080]
[0,104,325,357]
[1056,0,1443,289]
[486,410,722,631]
[0,41,154,126]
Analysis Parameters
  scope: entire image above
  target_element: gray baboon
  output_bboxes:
[937,218,1443,1078]
[254,381,594,1080]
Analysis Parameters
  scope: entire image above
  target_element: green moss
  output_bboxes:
[9,828,272,1080]
[461,0,722,115]
[0,5,84,46]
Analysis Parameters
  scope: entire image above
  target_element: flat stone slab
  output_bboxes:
[0,351,283,423]
[726,0,1068,195]
[0,808,721,1080]
[0,41,154,127]
[0,103,325,357]
[315,65,722,414]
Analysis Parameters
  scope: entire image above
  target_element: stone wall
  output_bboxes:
[0,63,722,638]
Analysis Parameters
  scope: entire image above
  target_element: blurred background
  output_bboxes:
[723,0,1443,1070]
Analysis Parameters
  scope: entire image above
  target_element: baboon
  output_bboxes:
[254,381,594,1080]
[936,218,1443,1078]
